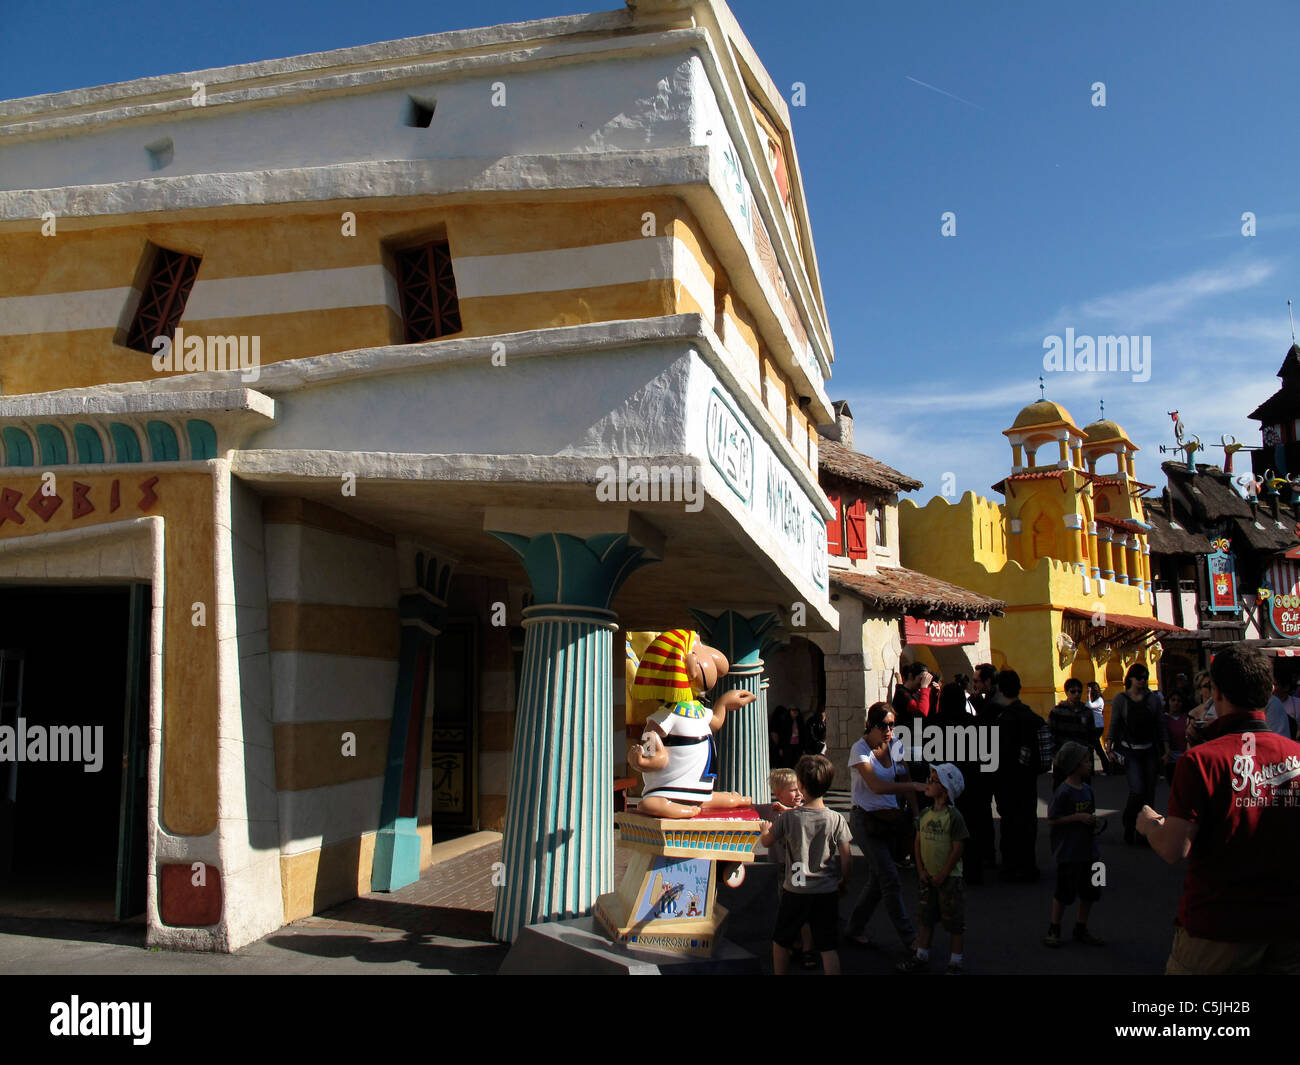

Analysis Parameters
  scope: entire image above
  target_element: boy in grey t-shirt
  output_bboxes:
[760,754,853,975]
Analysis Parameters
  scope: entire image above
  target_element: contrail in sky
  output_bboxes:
[905,75,991,113]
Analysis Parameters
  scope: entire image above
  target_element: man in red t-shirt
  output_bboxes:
[1139,644,1300,974]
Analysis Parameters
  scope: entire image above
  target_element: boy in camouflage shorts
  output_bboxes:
[898,763,969,974]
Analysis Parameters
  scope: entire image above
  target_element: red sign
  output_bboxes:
[1266,560,1300,640]
[1207,547,1238,612]
[903,617,978,646]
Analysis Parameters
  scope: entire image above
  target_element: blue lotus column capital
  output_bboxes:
[489,531,653,613]
[687,608,782,673]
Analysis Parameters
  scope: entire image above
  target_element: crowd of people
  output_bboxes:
[757,646,1300,975]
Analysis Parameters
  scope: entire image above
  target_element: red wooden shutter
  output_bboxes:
[846,498,869,559]
[826,491,843,555]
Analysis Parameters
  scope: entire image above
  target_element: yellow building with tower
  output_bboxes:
[900,398,1187,719]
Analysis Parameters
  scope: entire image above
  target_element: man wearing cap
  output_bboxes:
[1139,644,1300,974]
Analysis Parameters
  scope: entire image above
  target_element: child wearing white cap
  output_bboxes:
[898,762,969,974]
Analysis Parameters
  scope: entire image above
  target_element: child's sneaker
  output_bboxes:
[895,953,928,973]
[1073,926,1106,946]
[1042,929,1061,948]
[945,959,964,974]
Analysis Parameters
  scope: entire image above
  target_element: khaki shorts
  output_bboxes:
[1166,926,1300,975]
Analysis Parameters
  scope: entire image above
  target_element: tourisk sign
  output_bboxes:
[902,616,979,647]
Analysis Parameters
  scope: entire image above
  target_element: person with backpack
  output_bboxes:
[993,669,1044,882]
[1105,663,1170,845]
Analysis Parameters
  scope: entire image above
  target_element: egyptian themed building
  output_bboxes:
[900,399,1185,719]
[0,0,838,950]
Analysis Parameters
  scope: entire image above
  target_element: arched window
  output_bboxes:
[146,421,179,461]
[2,427,33,467]
[74,425,105,463]
[109,423,142,463]
[35,425,67,465]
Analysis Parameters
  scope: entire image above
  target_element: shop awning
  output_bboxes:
[832,566,1005,618]
[1060,607,1192,635]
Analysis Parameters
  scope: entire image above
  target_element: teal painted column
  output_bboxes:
[489,532,654,943]
[688,609,779,800]
[373,553,452,892]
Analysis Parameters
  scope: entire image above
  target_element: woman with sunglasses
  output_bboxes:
[1105,664,1170,844]
[844,702,926,952]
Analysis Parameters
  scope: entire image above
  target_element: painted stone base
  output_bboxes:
[371,821,422,892]
[592,807,761,958]
[498,916,759,975]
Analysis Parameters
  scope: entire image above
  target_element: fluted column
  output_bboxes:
[688,608,779,799]
[488,532,654,942]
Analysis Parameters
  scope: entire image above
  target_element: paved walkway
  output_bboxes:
[0,774,1185,974]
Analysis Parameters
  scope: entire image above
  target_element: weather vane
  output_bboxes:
[1158,410,1201,471]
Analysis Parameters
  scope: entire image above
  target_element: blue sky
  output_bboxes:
[3,0,1297,502]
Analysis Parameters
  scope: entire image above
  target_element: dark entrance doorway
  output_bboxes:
[428,619,478,839]
[0,584,150,920]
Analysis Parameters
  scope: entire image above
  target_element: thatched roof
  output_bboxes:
[1162,462,1253,522]
[1232,512,1300,553]
[1144,494,1210,555]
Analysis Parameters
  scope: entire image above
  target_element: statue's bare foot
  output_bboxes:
[636,796,703,819]
[703,792,752,809]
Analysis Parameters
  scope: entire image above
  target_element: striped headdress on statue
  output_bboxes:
[632,628,698,703]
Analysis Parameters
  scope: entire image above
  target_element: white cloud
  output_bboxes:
[1041,259,1277,332]
[1199,315,1295,344]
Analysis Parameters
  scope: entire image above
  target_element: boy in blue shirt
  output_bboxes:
[1044,741,1105,948]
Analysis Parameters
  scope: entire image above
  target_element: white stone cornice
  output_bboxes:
[0,148,712,223]
[0,387,273,421]
[0,11,640,127]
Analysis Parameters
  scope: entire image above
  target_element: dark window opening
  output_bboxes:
[124,245,201,354]
[144,136,174,170]
[394,240,462,343]
[405,97,436,128]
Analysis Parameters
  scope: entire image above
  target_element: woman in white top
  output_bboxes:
[1085,681,1106,731]
[844,702,926,950]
